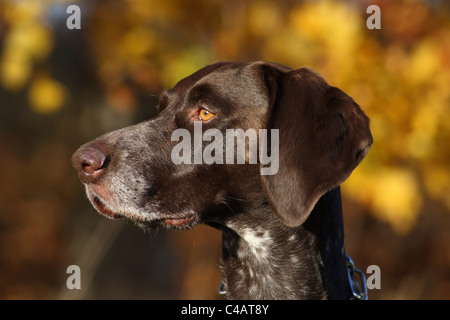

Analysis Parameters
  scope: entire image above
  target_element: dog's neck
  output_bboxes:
[208,187,351,300]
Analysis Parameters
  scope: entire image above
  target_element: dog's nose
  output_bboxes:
[72,145,110,183]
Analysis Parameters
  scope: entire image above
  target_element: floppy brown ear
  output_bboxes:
[259,65,372,227]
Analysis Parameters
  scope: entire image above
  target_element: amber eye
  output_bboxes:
[198,108,215,121]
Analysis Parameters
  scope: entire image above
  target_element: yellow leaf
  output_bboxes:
[406,40,439,85]
[424,166,450,209]
[28,76,67,114]
[5,23,52,62]
[0,49,31,91]
[162,47,212,88]
[120,27,155,59]
[248,2,282,37]
[0,19,53,90]
[343,167,422,234]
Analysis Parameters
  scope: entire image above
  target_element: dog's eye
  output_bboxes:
[199,108,215,121]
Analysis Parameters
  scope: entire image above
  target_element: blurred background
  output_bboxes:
[0,0,449,300]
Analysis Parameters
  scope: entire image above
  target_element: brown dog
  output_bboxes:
[72,62,372,299]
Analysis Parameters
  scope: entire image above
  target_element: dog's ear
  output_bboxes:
[259,64,372,227]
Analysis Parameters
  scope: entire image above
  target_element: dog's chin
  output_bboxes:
[135,214,198,231]
[162,214,197,229]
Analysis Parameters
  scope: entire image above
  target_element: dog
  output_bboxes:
[72,61,372,299]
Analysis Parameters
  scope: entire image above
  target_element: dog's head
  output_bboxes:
[72,62,372,230]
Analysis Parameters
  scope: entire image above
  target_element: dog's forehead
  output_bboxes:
[193,64,268,107]
[196,64,254,86]
[168,62,239,94]
[170,63,262,97]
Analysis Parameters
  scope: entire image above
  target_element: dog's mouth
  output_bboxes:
[163,215,195,227]
[91,194,124,219]
[133,214,197,231]
[84,186,124,219]
[86,186,197,229]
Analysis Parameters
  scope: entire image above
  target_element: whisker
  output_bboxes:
[221,200,237,216]
[224,196,245,202]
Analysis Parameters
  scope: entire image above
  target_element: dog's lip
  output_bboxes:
[92,196,124,219]
[86,187,124,219]
[163,214,195,227]
[86,186,196,227]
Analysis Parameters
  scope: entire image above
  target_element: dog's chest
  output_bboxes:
[221,227,326,299]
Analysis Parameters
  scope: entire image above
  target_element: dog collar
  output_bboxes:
[345,253,368,300]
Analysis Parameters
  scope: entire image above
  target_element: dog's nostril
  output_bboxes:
[81,158,108,174]
[81,162,95,175]
[81,155,109,173]
[72,146,110,182]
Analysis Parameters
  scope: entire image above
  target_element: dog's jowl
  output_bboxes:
[72,61,372,299]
